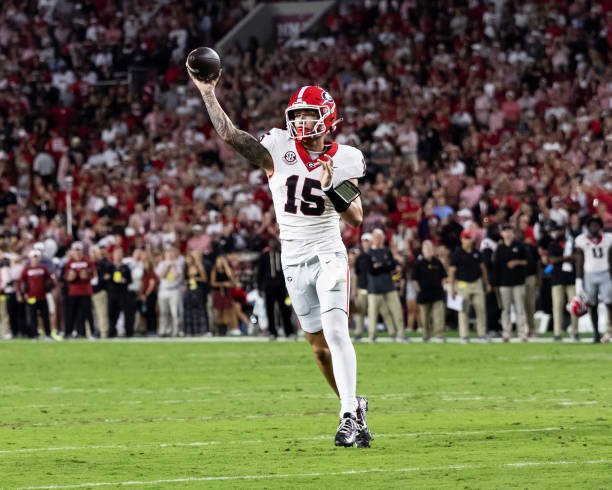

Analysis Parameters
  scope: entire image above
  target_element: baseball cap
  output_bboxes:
[29,249,41,258]
[70,241,84,251]
[460,230,472,239]
[361,233,373,241]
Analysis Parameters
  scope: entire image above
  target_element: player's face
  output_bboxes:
[291,109,319,136]
[588,222,601,236]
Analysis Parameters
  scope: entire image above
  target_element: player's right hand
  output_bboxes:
[319,155,333,190]
[187,68,222,93]
[575,278,584,295]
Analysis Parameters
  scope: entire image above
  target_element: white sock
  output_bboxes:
[321,308,357,417]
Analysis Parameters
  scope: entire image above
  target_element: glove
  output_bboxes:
[575,278,584,296]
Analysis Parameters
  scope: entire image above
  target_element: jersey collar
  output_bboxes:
[587,233,602,244]
[295,140,338,172]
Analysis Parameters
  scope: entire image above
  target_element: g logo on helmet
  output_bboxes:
[283,151,297,164]
[321,91,334,103]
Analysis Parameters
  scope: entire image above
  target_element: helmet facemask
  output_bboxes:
[285,105,331,140]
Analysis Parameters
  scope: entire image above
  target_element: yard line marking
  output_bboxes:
[4,387,606,411]
[18,460,611,489]
[0,426,572,454]
[556,401,598,406]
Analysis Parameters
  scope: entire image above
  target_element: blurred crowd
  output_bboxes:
[0,0,611,340]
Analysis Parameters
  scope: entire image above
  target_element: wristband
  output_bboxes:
[324,180,361,213]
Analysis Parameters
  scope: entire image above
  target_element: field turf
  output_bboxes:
[0,339,610,489]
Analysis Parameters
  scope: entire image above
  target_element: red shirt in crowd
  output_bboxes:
[17,265,52,301]
[64,259,95,296]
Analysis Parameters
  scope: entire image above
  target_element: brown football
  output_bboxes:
[186,47,221,82]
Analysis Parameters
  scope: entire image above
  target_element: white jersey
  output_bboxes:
[260,128,365,265]
[574,232,612,273]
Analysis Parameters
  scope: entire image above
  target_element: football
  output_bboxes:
[186,47,221,82]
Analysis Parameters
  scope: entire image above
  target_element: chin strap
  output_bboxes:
[330,117,344,133]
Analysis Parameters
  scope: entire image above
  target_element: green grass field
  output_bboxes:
[1,340,610,489]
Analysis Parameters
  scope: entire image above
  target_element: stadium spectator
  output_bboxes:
[412,240,447,342]
[256,237,294,340]
[183,251,209,336]
[352,233,372,340]
[156,246,184,337]
[211,254,241,336]
[449,230,490,342]
[366,229,406,342]
[494,225,529,342]
[107,247,133,338]
[1,253,25,338]
[90,245,111,338]
[63,242,96,338]
[521,227,540,337]
[547,222,579,341]
[17,249,53,339]
[140,256,159,336]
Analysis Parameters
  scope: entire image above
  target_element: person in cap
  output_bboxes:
[493,224,528,341]
[449,229,492,342]
[17,250,54,339]
[574,216,612,342]
[33,242,62,340]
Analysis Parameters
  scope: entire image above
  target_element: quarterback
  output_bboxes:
[188,70,371,447]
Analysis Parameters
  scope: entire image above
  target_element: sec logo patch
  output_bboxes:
[283,151,297,164]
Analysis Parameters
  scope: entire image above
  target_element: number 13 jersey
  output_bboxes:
[260,128,366,265]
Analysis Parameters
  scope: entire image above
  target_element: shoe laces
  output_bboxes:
[337,414,357,437]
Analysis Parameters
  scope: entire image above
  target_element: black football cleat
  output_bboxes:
[355,396,372,448]
[334,413,358,447]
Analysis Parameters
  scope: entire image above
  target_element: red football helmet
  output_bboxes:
[285,86,337,140]
[569,294,589,317]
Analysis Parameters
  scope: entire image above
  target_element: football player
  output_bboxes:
[574,216,612,343]
[188,70,371,447]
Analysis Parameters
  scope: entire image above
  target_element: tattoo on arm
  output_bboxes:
[201,92,273,171]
